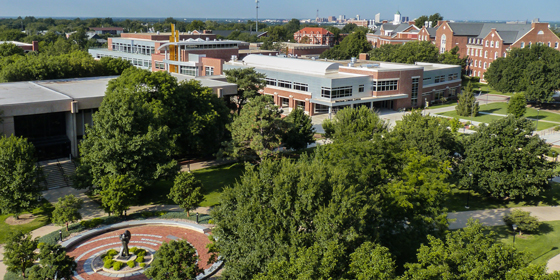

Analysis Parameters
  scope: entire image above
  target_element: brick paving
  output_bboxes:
[67,225,213,280]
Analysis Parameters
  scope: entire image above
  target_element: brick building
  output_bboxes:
[367,23,419,48]
[0,41,39,52]
[293,27,335,47]
[223,55,461,116]
[431,21,560,81]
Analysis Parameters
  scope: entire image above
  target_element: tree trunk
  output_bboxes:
[66,222,69,231]
[187,211,190,217]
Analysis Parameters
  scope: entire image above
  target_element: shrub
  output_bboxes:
[137,255,144,263]
[3,271,24,280]
[503,209,541,234]
[127,260,136,268]
[107,249,119,257]
[140,263,146,268]
[113,261,123,271]
[554,126,560,131]
[129,247,138,254]
[104,259,114,269]
[136,249,146,257]
[103,255,113,262]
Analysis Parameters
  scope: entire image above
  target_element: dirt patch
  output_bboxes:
[5,214,36,225]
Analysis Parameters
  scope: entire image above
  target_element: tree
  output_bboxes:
[460,115,557,199]
[369,41,439,64]
[224,67,267,114]
[99,174,141,216]
[144,240,203,280]
[428,13,444,27]
[485,44,560,103]
[322,106,387,142]
[3,231,37,278]
[391,111,461,164]
[503,209,541,234]
[0,135,43,218]
[219,95,285,161]
[348,242,395,280]
[168,172,204,216]
[321,30,372,60]
[0,42,25,56]
[402,220,531,280]
[508,92,527,118]
[212,139,451,279]
[26,243,77,280]
[52,194,83,231]
[414,15,429,28]
[438,46,467,71]
[455,81,479,117]
[282,108,315,150]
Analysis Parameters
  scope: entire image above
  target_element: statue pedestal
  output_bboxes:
[114,254,137,262]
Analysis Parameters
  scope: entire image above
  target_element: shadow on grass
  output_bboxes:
[480,108,501,113]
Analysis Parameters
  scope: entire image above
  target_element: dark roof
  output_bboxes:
[210,30,267,38]
[446,22,533,44]
[426,28,437,37]
[446,23,485,36]
[90,27,124,31]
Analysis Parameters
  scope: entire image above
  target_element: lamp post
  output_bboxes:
[512,224,518,246]
[59,230,63,242]
[536,109,541,131]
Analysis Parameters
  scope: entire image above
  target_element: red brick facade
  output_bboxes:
[293,27,335,47]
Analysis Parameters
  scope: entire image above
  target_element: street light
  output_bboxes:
[466,172,473,209]
[59,230,63,242]
[536,109,541,131]
[512,224,518,246]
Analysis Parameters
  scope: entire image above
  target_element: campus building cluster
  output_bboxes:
[224,54,461,116]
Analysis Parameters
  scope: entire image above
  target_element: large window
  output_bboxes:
[265,78,277,86]
[296,100,305,109]
[321,86,353,98]
[278,80,292,89]
[314,104,330,114]
[155,61,165,70]
[411,78,419,107]
[434,90,444,101]
[440,34,446,53]
[358,84,365,92]
[205,66,214,76]
[434,75,446,83]
[180,65,198,76]
[280,97,289,108]
[372,80,398,91]
[293,82,309,92]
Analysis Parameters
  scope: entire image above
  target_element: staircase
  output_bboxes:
[38,158,77,189]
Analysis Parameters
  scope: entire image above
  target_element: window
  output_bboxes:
[475,49,479,57]
[496,41,499,48]
[155,61,165,70]
[205,66,214,76]
[449,87,457,97]
[494,52,498,59]
[521,42,525,48]
[321,86,353,98]
[434,75,446,83]
[180,66,198,76]
[485,40,489,47]
[556,42,559,49]
[358,84,365,92]
[548,42,552,47]
[280,97,289,108]
[314,104,330,113]
[278,80,292,89]
[529,42,532,47]
[440,35,446,53]
[453,73,458,80]
[293,82,309,92]
[265,78,277,86]
[296,100,305,109]
[490,41,494,47]
[372,80,398,91]
[448,74,454,81]
[483,62,487,69]
[484,51,488,58]
[411,78,419,107]
[434,90,444,101]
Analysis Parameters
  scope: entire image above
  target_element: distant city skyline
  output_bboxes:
[1,0,559,22]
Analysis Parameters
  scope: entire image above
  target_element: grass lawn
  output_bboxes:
[479,102,560,123]
[0,201,53,244]
[490,221,560,265]
[138,162,245,207]
[438,109,558,131]
[462,80,514,97]
[426,101,457,110]
[445,182,560,212]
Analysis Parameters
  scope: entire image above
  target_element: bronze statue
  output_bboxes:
[119,230,131,258]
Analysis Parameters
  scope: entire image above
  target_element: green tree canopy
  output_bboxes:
[212,138,451,279]
[391,111,462,164]
[460,115,557,198]
[219,95,285,161]
[369,41,439,64]
[144,240,203,280]
[0,135,43,218]
[4,231,38,278]
[52,194,83,231]
[414,15,429,28]
[26,243,77,280]
[414,13,444,28]
[349,242,396,280]
[508,92,527,118]
[224,67,267,114]
[455,81,479,117]
[99,174,141,216]
[322,106,388,142]
[485,44,560,103]
[168,172,204,216]
[0,42,25,56]
[282,108,315,150]
[321,30,372,60]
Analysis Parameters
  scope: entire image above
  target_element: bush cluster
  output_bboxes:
[140,211,168,218]
[80,218,103,229]
[503,209,541,234]
[113,261,123,271]
[127,260,136,268]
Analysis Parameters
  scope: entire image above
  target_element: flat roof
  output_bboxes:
[38,76,117,99]
[0,81,69,106]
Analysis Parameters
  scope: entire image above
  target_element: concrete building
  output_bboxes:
[0,75,237,160]
[429,21,560,81]
[223,54,461,116]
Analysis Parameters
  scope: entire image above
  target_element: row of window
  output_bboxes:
[112,43,155,55]
[95,53,152,68]
[372,80,398,91]
[321,86,353,99]
[155,61,165,70]
[265,78,310,92]
[180,65,198,76]
[470,60,490,69]
[179,43,239,50]
[520,41,559,49]
[411,78,419,107]
[279,97,306,109]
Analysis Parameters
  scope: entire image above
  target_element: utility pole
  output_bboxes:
[256,0,259,33]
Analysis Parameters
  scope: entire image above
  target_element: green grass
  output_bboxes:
[490,221,560,265]
[426,100,457,110]
[0,201,53,244]
[445,182,560,212]
[462,80,514,97]
[137,162,245,207]
[438,107,558,131]
[479,102,560,123]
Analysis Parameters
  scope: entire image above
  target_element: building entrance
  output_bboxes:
[14,112,71,160]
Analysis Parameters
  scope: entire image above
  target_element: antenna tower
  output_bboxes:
[256,0,260,33]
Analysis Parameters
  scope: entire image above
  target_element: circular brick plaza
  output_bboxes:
[66,224,214,280]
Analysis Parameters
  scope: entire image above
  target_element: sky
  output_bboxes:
[0,0,559,23]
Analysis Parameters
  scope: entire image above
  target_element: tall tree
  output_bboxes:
[0,135,43,218]
[168,172,204,217]
[322,106,387,142]
[52,194,83,231]
[282,108,315,150]
[224,67,267,114]
[144,240,203,280]
[348,242,395,280]
[455,81,479,117]
[428,13,444,27]
[321,30,372,60]
[219,95,285,161]
[460,115,557,199]
[0,42,25,56]
[26,243,77,280]
[391,111,462,164]
[99,174,141,216]
[414,15,429,28]
[507,92,527,118]
[3,231,37,278]
[369,41,439,64]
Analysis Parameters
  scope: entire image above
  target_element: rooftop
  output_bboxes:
[0,41,32,46]
[239,54,340,75]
